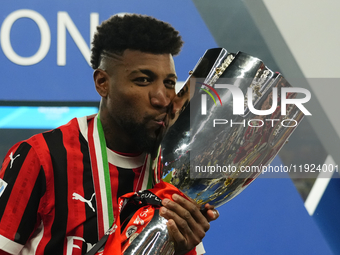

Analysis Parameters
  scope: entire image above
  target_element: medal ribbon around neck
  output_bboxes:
[88,113,114,237]
[87,113,161,239]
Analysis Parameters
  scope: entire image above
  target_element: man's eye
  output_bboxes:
[134,77,151,85]
[177,84,188,97]
[164,80,176,89]
[177,88,185,97]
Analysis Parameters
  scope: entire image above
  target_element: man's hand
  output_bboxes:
[159,194,219,255]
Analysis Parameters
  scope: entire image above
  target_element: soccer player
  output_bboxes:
[0,14,218,255]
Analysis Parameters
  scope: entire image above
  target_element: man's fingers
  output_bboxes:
[159,195,213,254]
[171,194,210,230]
[202,203,219,222]
[160,201,197,235]
[166,218,202,249]
[160,206,191,231]
[166,219,188,248]
[161,207,201,248]
[161,196,210,235]
[206,209,219,221]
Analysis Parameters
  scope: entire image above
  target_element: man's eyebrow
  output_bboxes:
[167,73,178,80]
[130,69,177,80]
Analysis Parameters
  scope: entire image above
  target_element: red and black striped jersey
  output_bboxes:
[0,116,157,255]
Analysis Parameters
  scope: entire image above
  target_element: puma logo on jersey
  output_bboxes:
[9,152,20,168]
[72,192,96,212]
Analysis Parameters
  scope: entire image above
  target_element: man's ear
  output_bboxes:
[94,69,109,97]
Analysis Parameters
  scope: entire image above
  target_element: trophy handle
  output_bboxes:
[123,209,175,255]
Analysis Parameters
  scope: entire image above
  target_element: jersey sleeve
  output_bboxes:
[0,142,46,254]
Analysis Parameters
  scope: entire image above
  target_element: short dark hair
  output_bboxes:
[90,14,183,69]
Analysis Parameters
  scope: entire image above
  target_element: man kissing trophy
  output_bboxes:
[100,48,305,255]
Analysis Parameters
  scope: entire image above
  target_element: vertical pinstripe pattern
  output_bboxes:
[43,130,68,255]
[0,142,31,220]
[16,168,46,244]
[1,146,43,245]
[0,141,45,246]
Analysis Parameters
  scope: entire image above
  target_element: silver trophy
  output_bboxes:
[123,48,304,254]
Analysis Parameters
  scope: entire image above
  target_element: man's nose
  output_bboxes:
[150,84,174,109]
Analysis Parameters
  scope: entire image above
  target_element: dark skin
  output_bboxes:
[93,49,219,254]
[162,197,219,255]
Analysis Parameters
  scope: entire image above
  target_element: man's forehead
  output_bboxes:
[123,50,174,65]
[125,50,174,68]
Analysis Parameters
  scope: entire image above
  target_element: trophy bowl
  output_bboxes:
[161,47,304,208]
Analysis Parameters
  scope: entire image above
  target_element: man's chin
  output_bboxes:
[123,122,166,155]
[130,132,158,155]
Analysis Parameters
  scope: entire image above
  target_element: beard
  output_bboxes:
[119,117,164,155]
